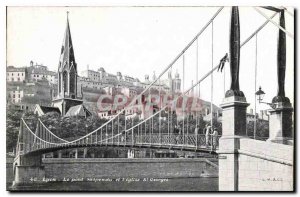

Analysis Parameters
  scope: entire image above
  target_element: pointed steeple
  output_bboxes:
[57,12,78,99]
[52,12,86,117]
[58,11,76,72]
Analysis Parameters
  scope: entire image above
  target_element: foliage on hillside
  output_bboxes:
[39,112,107,140]
[7,107,270,153]
[6,109,38,152]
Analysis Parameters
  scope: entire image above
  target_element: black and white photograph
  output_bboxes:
[4,4,295,192]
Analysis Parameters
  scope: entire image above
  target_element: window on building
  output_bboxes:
[12,73,13,76]
[18,78,20,81]
[18,73,19,76]
[11,78,14,81]
[22,73,24,76]
[13,94,15,98]
[7,73,9,76]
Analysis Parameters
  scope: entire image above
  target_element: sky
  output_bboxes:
[6,6,294,113]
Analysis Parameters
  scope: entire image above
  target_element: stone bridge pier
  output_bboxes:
[13,154,45,186]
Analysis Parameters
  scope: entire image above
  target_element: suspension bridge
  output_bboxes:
[12,6,294,191]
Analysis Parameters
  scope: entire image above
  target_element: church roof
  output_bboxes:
[58,13,76,73]
[65,104,92,117]
[40,106,61,114]
[34,104,61,116]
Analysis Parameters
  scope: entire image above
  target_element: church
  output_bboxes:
[34,13,91,117]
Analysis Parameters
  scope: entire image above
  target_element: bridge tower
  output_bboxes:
[268,10,293,145]
[52,12,83,116]
[218,7,293,191]
[12,120,46,186]
[218,7,249,191]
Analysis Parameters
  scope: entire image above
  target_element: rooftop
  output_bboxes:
[65,104,92,117]
[39,106,61,114]
[7,66,27,72]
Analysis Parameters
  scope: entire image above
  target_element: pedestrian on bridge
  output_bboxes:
[194,126,199,146]
[176,125,182,144]
[194,126,199,135]
[173,125,178,134]
[212,128,218,150]
[173,125,178,144]
[204,124,212,148]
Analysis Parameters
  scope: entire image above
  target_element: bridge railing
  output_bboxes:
[118,134,220,149]
[17,114,222,155]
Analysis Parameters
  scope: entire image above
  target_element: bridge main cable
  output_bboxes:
[253,7,294,39]
[111,6,224,117]
[26,7,282,147]
[35,7,225,145]
[241,11,278,47]
[38,119,70,143]
[123,10,283,134]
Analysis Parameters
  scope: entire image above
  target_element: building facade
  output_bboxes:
[6,66,27,82]
[7,86,23,104]
[28,61,57,84]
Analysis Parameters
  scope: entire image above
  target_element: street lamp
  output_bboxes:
[255,86,276,109]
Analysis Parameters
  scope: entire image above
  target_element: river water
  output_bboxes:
[7,152,219,191]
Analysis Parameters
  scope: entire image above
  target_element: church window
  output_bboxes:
[63,71,68,92]
[58,73,61,92]
[61,46,64,54]
[70,68,75,94]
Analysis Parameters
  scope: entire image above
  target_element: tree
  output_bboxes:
[6,109,37,152]
[6,108,23,152]
[39,112,108,140]
[246,120,269,139]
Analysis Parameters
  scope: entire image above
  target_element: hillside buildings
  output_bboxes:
[7,62,58,110]
[7,13,262,125]
[27,61,57,84]
[7,66,27,82]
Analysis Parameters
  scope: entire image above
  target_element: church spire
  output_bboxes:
[59,11,76,72]
[52,12,86,117]
[57,12,78,99]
